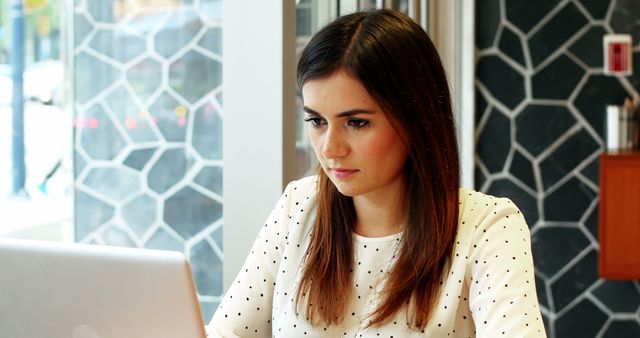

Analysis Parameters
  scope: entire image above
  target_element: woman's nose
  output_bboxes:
[321,127,349,159]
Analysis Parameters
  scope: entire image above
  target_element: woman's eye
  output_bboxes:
[348,119,369,129]
[304,117,326,128]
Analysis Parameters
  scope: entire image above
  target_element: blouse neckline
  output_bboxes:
[352,231,403,243]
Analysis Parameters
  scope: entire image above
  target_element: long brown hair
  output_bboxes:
[295,9,460,330]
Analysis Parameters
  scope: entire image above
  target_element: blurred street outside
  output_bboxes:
[0,100,73,242]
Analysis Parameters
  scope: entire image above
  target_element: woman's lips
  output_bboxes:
[331,168,358,179]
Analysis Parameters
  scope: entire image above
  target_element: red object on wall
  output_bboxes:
[608,42,629,72]
[599,153,640,279]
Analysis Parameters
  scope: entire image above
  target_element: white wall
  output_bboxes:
[429,0,475,189]
[222,0,297,289]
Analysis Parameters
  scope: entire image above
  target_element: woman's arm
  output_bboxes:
[207,183,295,338]
[466,198,547,338]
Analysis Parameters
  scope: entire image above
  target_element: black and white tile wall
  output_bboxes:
[476,0,640,337]
[72,0,223,322]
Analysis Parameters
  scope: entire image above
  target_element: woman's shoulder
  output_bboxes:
[457,187,526,227]
[275,175,319,214]
[454,187,531,258]
[459,187,518,209]
[282,175,318,202]
[287,175,319,192]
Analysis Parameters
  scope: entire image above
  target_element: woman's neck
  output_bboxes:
[352,186,407,238]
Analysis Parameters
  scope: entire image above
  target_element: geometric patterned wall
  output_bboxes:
[476,1,640,337]
[72,0,222,322]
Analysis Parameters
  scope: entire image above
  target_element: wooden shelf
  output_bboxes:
[599,152,640,279]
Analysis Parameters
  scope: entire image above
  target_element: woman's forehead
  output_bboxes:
[302,71,373,105]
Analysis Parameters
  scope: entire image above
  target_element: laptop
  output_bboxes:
[0,238,207,338]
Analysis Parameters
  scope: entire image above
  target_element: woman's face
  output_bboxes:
[302,69,409,199]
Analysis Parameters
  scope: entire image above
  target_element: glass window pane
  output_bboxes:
[72,0,223,322]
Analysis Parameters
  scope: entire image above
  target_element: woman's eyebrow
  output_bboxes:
[303,106,375,117]
[302,106,322,116]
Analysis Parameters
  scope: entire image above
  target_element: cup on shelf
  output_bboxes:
[606,98,639,152]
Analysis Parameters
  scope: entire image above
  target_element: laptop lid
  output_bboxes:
[0,238,207,338]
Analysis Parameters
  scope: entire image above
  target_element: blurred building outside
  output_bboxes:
[0,0,71,241]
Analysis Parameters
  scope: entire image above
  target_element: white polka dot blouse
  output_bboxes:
[207,176,547,337]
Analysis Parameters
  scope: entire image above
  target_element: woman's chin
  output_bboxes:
[330,180,359,197]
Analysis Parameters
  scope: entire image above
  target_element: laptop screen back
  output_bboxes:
[0,238,207,338]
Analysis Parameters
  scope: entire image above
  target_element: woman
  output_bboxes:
[208,9,546,338]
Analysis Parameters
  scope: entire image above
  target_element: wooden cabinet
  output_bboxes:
[599,153,640,279]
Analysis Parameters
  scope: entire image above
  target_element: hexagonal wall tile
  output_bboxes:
[148,92,189,142]
[74,52,119,104]
[147,148,195,194]
[477,55,525,109]
[190,239,223,297]
[89,29,146,64]
[164,186,222,238]
[169,50,222,103]
[476,108,512,173]
[122,193,158,237]
[126,57,163,102]
[154,10,203,59]
[105,86,158,142]
[75,190,116,240]
[79,104,128,161]
[83,167,141,201]
[192,102,222,159]
[515,104,576,157]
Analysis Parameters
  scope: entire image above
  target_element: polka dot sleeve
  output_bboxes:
[207,182,296,337]
[465,197,546,338]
